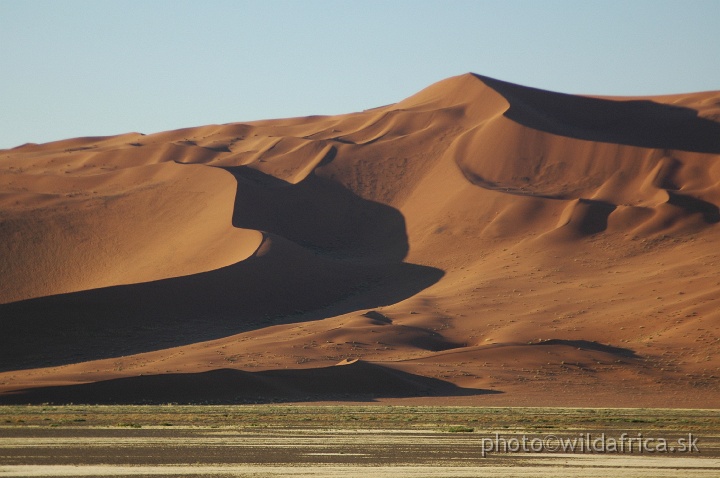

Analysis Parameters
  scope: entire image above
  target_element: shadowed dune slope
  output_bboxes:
[1,73,719,406]
[0,225,442,371]
[474,74,720,153]
[0,361,493,404]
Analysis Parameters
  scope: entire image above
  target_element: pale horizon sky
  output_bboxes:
[1,0,718,149]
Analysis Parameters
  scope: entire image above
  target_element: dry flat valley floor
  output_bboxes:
[0,406,719,477]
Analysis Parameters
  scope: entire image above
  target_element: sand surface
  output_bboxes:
[1,73,719,406]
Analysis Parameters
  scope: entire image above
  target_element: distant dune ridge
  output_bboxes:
[1,73,719,406]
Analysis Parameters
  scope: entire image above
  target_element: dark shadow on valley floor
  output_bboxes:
[0,361,499,404]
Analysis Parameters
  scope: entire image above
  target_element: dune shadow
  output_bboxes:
[0,168,443,372]
[223,165,409,260]
[0,361,499,405]
[535,339,638,358]
[0,260,442,373]
[667,191,720,223]
[475,74,720,154]
[572,199,617,235]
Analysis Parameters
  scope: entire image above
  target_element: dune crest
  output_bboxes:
[1,73,719,407]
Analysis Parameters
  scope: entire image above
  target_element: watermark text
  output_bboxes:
[479,432,699,457]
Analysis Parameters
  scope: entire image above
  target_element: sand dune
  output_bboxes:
[0,360,492,404]
[1,73,718,406]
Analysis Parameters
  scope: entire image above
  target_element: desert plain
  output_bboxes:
[1,405,719,477]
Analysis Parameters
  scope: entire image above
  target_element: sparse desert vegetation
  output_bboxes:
[0,406,718,477]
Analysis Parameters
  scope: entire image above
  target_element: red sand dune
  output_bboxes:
[1,73,719,407]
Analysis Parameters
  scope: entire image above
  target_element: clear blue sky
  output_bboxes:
[1,0,718,149]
